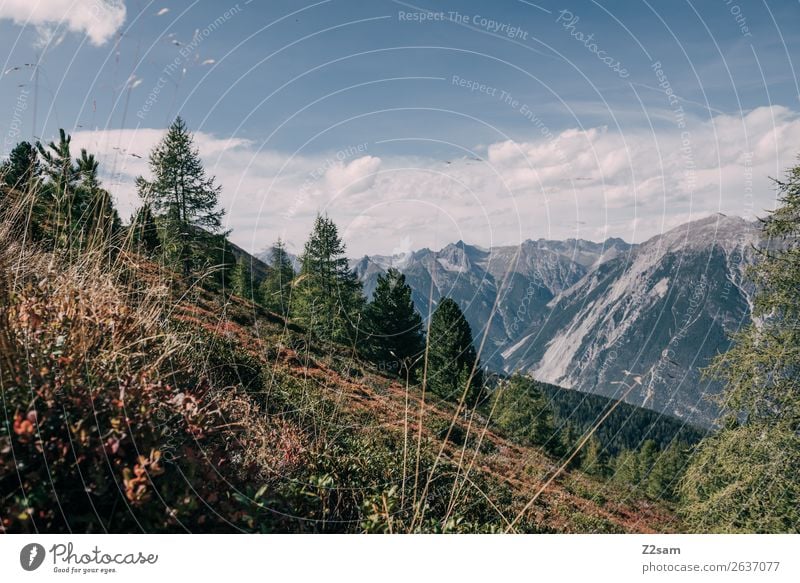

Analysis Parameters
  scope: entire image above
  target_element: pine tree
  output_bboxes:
[426,298,483,405]
[259,239,295,317]
[364,268,424,377]
[293,214,365,343]
[491,375,554,447]
[36,129,78,246]
[136,117,226,276]
[680,162,800,532]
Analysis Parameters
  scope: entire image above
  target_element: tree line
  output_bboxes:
[4,118,796,531]
[0,117,487,408]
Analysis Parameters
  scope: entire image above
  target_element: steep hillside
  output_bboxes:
[0,227,677,534]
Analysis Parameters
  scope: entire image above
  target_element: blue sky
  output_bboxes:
[1,0,799,255]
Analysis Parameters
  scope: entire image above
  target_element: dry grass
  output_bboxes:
[0,189,677,533]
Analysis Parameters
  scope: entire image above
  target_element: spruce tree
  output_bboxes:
[680,162,800,532]
[364,268,424,377]
[259,239,295,317]
[75,149,119,248]
[293,214,365,343]
[130,203,161,256]
[1,141,40,192]
[0,141,43,239]
[491,375,554,447]
[136,117,225,276]
[426,297,483,405]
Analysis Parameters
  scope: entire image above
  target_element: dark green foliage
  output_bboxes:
[540,382,705,456]
[229,256,258,299]
[36,129,79,246]
[130,203,161,255]
[681,161,800,532]
[426,298,483,405]
[292,214,365,344]
[75,149,120,248]
[580,434,608,477]
[612,440,690,503]
[364,268,425,377]
[259,239,295,317]
[491,374,555,449]
[1,141,39,192]
[136,117,226,276]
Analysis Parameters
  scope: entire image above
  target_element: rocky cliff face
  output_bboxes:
[354,214,759,426]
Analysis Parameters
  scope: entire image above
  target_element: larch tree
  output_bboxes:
[680,161,800,532]
[136,117,226,276]
[293,214,365,344]
[259,239,295,318]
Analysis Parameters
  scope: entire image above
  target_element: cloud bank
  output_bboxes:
[0,0,126,46]
[69,105,797,257]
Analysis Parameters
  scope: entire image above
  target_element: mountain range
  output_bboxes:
[343,214,759,428]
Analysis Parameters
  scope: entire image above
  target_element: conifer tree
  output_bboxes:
[646,442,686,501]
[1,141,39,192]
[130,203,161,256]
[259,239,295,317]
[293,214,364,343]
[37,129,78,245]
[229,256,258,299]
[612,449,640,487]
[364,268,424,376]
[136,117,226,276]
[680,162,800,532]
[426,298,483,405]
[76,149,119,248]
[492,375,554,447]
[580,434,608,477]
[0,141,43,239]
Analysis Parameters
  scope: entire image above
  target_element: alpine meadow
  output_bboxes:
[0,0,798,549]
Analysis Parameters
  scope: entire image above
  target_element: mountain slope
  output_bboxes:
[354,215,757,427]
[516,214,756,426]
[354,237,631,369]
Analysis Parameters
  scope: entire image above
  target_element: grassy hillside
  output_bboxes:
[0,217,678,533]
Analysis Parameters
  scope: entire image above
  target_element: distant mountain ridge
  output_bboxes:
[351,214,760,427]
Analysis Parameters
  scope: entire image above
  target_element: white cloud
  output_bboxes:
[0,0,126,46]
[65,105,800,257]
[324,155,381,195]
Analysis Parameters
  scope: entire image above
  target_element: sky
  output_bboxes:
[0,0,799,256]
